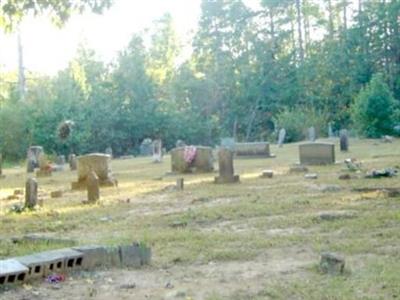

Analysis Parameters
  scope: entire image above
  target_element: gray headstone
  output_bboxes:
[87,171,100,203]
[328,124,334,138]
[215,148,239,184]
[176,178,184,190]
[140,138,153,156]
[152,139,163,163]
[26,146,44,173]
[339,129,349,152]
[320,252,345,275]
[278,128,286,147]
[56,155,66,166]
[299,143,335,165]
[308,126,316,142]
[25,178,38,209]
[105,146,113,158]
[69,154,77,171]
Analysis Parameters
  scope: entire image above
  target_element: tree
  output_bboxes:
[351,73,397,138]
[0,0,113,30]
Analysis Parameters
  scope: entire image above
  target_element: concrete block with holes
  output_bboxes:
[0,259,29,285]
[72,245,108,270]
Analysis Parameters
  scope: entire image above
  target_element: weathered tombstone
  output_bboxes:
[105,146,113,158]
[176,178,184,190]
[299,143,335,165]
[215,148,239,184]
[25,178,38,209]
[175,140,186,148]
[69,154,77,171]
[339,129,349,152]
[140,138,153,156]
[152,139,163,163]
[26,146,44,173]
[71,153,116,190]
[320,252,345,275]
[328,123,334,138]
[278,128,286,148]
[235,142,272,157]
[56,155,66,165]
[170,146,214,173]
[221,137,235,151]
[87,171,100,203]
[308,126,316,142]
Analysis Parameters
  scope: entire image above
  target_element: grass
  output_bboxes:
[1,138,400,298]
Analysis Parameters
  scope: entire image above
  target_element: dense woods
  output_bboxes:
[0,0,399,160]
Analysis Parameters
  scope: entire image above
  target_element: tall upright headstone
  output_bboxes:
[152,139,163,163]
[340,129,349,152]
[328,123,334,138]
[278,128,286,147]
[25,178,38,209]
[0,153,2,176]
[87,171,100,203]
[308,126,316,142]
[69,154,77,171]
[215,148,239,184]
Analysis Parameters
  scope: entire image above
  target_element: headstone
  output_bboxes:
[299,143,335,165]
[140,138,153,156]
[339,129,349,152]
[278,128,286,147]
[71,153,116,190]
[0,153,2,177]
[87,171,100,203]
[260,170,274,178]
[320,252,345,275]
[328,124,334,138]
[35,153,52,177]
[175,140,186,148]
[220,137,235,151]
[215,148,239,184]
[56,155,66,165]
[308,126,316,142]
[25,178,38,209]
[26,146,44,173]
[152,139,163,163]
[234,142,272,157]
[69,154,77,171]
[170,146,214,173]
[176,178,184,190]
[105,146,113,158]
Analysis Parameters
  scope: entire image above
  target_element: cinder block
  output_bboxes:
[72,245,108,270]
[104,246,122,267]
[16,248,83,279]
[119,245,141,268]
[0,259,29,285]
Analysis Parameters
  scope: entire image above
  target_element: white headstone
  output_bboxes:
[152,139,163,163]
[308,126,316,142]
[278,128,286,147]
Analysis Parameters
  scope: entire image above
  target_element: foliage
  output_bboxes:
[351,73,397,138]
[273,107,329,142]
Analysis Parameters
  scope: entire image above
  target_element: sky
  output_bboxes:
[0,0,202,75]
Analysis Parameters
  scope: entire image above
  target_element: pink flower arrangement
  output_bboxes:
[183,146,197,164]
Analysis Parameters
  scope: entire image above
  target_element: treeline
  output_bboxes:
[0,0,399,160]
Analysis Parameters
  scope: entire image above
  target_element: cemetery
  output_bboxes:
[1,137,400,299]
[1,0,400,299]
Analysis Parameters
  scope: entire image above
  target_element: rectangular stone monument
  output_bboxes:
[25,178,38,209]
[69,154,77,171]
[87,171,100,203]
[340,129,349,152]
[215,148,239,184]
[278,128,286,147]
[235,142,272,157]
[152,139,163,163]
[299,142,335,165]
[170,146,214,173]
[26,146,44,173]
[308,126,316,142]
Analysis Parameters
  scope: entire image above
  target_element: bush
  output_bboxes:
[351,73,396,138]
[273,107,329,142]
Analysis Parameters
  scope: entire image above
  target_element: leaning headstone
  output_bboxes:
[171,146,214,173]
[26,146,44,173]
[277,128,286,148]
[308,126,316,142]
[71,153,116,190]
[339,129,349,152]
[25,178,38,209]
[69,154,77,171]
[221,137,235,151]
[299,143,335,165]
[215,148,239,184]
[320,252,345,275]
[87,171,100,203]
[152,139,163,163]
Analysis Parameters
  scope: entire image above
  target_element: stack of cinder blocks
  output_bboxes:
[0,243,151,286]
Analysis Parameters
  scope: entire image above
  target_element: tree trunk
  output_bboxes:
[17,29,26,101]
[295,0,304,61]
